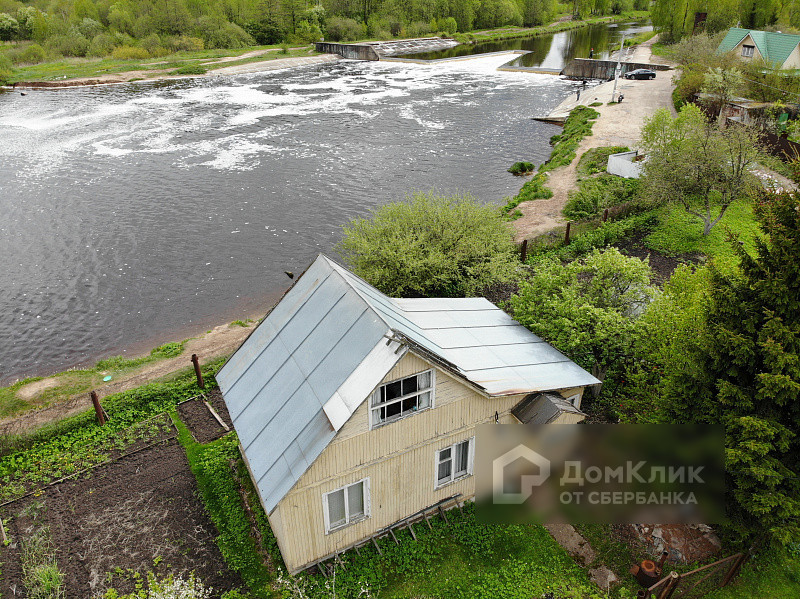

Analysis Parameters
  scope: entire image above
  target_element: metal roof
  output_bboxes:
[217,255,599,513]
[718,28,800,67]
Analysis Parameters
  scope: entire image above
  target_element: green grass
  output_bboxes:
[576,146,630,178]
[644,200,761,267]
[623,30,657,47]
[540,105,600,173]
[21,524,65,599]
[707,547,800,598]
[0,340,186,420]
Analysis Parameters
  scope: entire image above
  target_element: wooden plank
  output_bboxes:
[335,553,345,569]
[438,505,449,524]
[203,399,230,431]
[389,528,399,544]
[423,511,433,529]
[407,522,417,540]
[371,536,382,555]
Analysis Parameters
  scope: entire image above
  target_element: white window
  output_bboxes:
[323,479,370,533]
[370,370,434,427]
[435,437,474,488]
[742,45,755,58]
[565,393,581,408]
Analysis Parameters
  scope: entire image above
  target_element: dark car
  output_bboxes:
[624,69,656,80]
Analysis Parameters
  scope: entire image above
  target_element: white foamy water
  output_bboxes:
[0,55,579,383]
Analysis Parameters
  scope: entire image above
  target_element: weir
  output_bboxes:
[561,58,671,80]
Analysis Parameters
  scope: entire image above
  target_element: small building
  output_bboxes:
[607,150,644,178]
[717,28,800,69]
[216,255,599,573]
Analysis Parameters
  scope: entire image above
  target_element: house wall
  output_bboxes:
[269,351,584,573]
[784,44,800,69]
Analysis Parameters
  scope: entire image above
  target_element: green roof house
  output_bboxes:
[717,28,800,69]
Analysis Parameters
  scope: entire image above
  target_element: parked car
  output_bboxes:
[624,69,656,80]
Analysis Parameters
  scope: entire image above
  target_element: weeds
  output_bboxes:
[21,525,65,599]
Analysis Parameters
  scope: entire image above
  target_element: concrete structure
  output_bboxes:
[561,58,671,80]
[217,255,599,573]
[315,38,458,61]
[607,150,643,178]
[314,42,380,61]
[717,27,800,69]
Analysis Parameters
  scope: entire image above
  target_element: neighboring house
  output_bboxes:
[717,27,800,69]
[216,255,600,574]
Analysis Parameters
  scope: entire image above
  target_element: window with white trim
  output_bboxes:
[370,370,433,427]
[742,45,755,58]
[435,438,474,488]
[323,479,369,533]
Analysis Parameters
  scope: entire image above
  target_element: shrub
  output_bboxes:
[140,33,169,57]
[88,33,117,57]
[439,16,458,34]
[507,161,534,175]
[244,19,284,45]
[405,21,431,37]
[111,45,149,60]
[9,43,46,64]
[194,17,254,49]
[337,191,518,297]
[0,13,19,41]
[45,33,90,57]
[324,16,363,42]
[563,175,641,220]
[293,19,321,43]
[76,17,103,38]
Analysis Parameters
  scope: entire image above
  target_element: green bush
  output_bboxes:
[507,161,534,175]
[194,18,254,49]
[9,42,46,64]
[563,174,641,220]
[88,33,117,57]
[141,33,169,57]
[294,19,322,43]
[406,20,431,37]
[243,19,284,45]
[45,33,90,57]
[164,35,204,52]
[324,16,364,41]
[337,191,518,297]
[110,44,149,59]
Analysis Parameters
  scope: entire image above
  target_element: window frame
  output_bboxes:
[369,369,435,429]
[434,437,475,489]
[742,44,755,58]
[322,478,371,534]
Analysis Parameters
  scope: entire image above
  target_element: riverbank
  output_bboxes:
[511,35,676,241]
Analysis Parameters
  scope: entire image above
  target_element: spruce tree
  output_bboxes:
[663,192,800,546]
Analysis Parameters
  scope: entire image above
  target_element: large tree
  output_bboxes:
[509,248,654,386]
[640,103,762,236]
[661,192,800,546]
[336,191,518,298]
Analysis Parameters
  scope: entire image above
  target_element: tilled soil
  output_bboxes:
[177,395,229,444]
[0,439,243,597]
[613,229,703,285]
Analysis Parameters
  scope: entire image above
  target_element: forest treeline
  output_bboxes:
[0,0,647,66]
[653,0,800,42]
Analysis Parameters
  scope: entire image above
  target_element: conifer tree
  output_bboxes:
[663,192,800,546]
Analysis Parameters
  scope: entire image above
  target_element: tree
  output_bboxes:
[661,192,800,546]
[336,191,518,298]
[509,248,654,386]
[0,12,19,41]
[701,66,744,127]
[640,104,762,236]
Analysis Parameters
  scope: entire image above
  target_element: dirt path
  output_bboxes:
[513,37,676,242]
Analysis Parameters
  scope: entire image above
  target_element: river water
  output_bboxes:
[0,53,587,384]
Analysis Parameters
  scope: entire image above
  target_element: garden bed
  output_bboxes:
[177,392,230,444]
[0,438,244,597]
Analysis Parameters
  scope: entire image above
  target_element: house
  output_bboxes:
[216,255,600,573]
[717,27,800,69]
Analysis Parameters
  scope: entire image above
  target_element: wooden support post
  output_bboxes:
[564,221,572,245]
[603,208,609,222]
[423,511,433,530]
[90,391,106,425]
[192,354,205,389]
[657,571,681,599]
[438,504,448,524]
[407,522,417,540]
[317,563,327,577]
[520,239,528,262]
[354,544,361,556]
[721,554,746,587]
[0,515,7,544]
[389,527,399,544]
[371,536,382,555]
[335,553,345,569]
[454,499,464,513]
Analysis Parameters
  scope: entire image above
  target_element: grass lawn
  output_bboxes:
[644,200,761,268]
[707,548,800,598]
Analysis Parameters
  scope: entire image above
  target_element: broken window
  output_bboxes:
[371,370,433,427]
[742,45,755,58]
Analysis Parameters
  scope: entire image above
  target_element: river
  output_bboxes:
[0,51,595,384]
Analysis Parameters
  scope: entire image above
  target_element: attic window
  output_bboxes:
[742,45,755,58]
[371,370,434,427]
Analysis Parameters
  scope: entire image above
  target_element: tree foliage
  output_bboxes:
[640,104,762,236]
[337,191,518,298]
[660,192,800,546]
[509,248,654,384]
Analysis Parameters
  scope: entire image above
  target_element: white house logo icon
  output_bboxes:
[492,444,551,504]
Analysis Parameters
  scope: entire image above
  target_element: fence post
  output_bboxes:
[657,571,681,599]
[90,391,106,425]
[520,239,528,262]
[0,514,7,544]
[721,554,746,587]
[603,208,609,222]
[564,222,572,245]
[192,354,205,389]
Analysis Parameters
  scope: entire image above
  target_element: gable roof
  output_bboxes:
[217,255,599,512]
[718,28,800,67]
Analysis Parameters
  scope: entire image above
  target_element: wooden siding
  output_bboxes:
[270,352,585,573]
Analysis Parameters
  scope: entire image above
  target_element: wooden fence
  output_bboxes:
[638,553,748,599]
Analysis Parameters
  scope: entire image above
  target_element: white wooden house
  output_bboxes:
[216,255,599,573]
